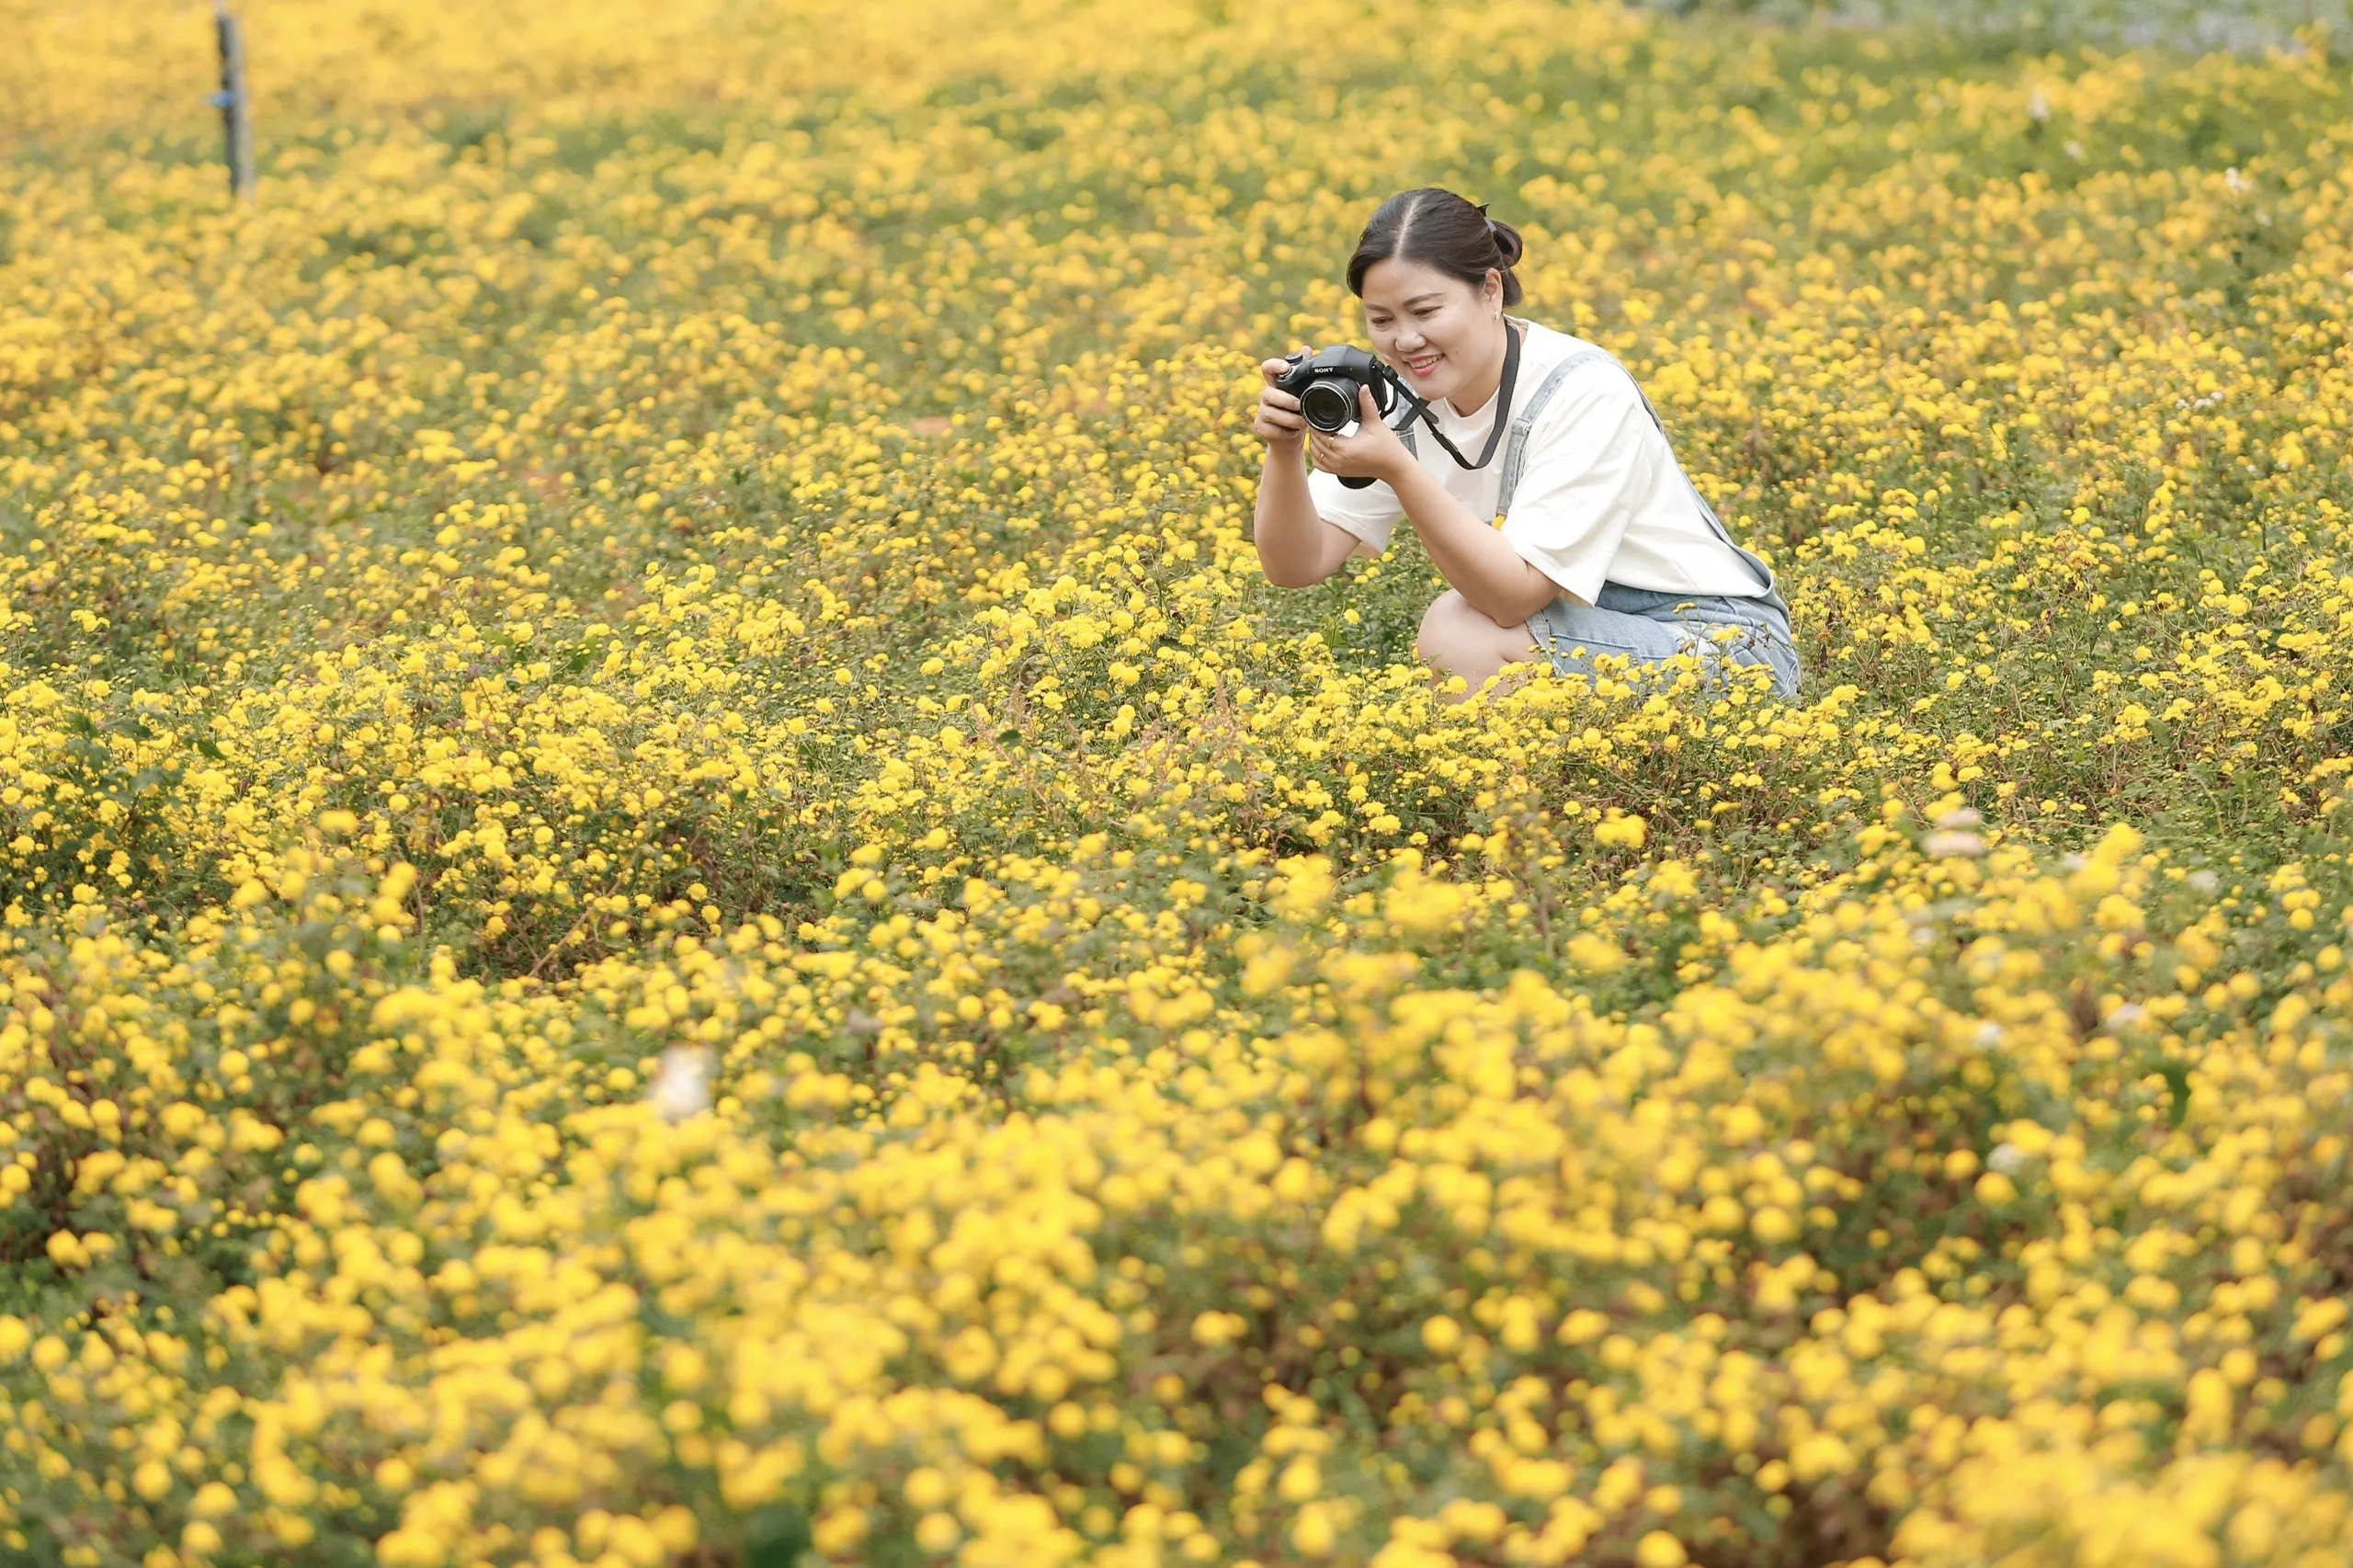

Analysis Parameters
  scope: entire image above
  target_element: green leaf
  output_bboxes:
[2160,1062,2192,1129]
[742,1504,813,1568]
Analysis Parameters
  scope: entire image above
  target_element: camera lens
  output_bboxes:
[1299,381,1355,433]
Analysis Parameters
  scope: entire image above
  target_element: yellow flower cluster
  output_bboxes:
[6,1,2353,1564]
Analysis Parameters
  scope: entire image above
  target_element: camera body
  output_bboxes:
[1275,345,1402,488]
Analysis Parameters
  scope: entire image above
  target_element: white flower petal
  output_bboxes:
[649,1046,715,1123]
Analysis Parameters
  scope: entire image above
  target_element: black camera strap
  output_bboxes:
[1384,321,1521,472]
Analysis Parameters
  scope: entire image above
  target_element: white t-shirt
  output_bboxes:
[1307,318,1768,606]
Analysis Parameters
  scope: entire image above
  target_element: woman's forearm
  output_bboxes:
[1253,440,1347,587]
[1389,463,1562,625]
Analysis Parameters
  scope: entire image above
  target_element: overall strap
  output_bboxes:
[1496,347,1783,606]
[1493,348,1602,516]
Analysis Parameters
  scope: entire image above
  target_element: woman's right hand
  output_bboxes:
[1254,354,1308,448]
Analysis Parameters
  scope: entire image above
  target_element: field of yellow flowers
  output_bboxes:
[6,1,2353,1564]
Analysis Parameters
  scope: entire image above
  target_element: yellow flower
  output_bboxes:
[1634,1532,1688,1568]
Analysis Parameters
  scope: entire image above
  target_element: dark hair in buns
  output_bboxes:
[1346,187,1525,307]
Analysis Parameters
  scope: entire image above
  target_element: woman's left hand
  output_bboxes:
[1307,384,1412,487]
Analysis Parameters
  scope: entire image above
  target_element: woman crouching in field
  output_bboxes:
[1250,187,1800,700]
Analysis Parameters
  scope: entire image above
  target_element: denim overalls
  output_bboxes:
[1411,345,1802,699]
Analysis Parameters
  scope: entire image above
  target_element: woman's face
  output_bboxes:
[1359,256,1505,408]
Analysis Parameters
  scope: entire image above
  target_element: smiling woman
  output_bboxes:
[1249,186,1802,701]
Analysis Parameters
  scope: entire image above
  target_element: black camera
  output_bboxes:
[1275,346,1403,489]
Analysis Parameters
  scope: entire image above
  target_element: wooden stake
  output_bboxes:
[213,2,255,201]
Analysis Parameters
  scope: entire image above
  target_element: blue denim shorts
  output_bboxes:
[1527,583,1802,699]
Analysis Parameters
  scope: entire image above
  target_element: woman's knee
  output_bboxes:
[1417,590,1536,678]
[1415,590,1463,665]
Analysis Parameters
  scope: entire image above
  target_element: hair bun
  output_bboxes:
[1488,217,1526,270]
[1347,187,1529,309]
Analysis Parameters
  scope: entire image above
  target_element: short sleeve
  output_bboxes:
[1498,372,1662,605]
[1307,464,1406,558]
